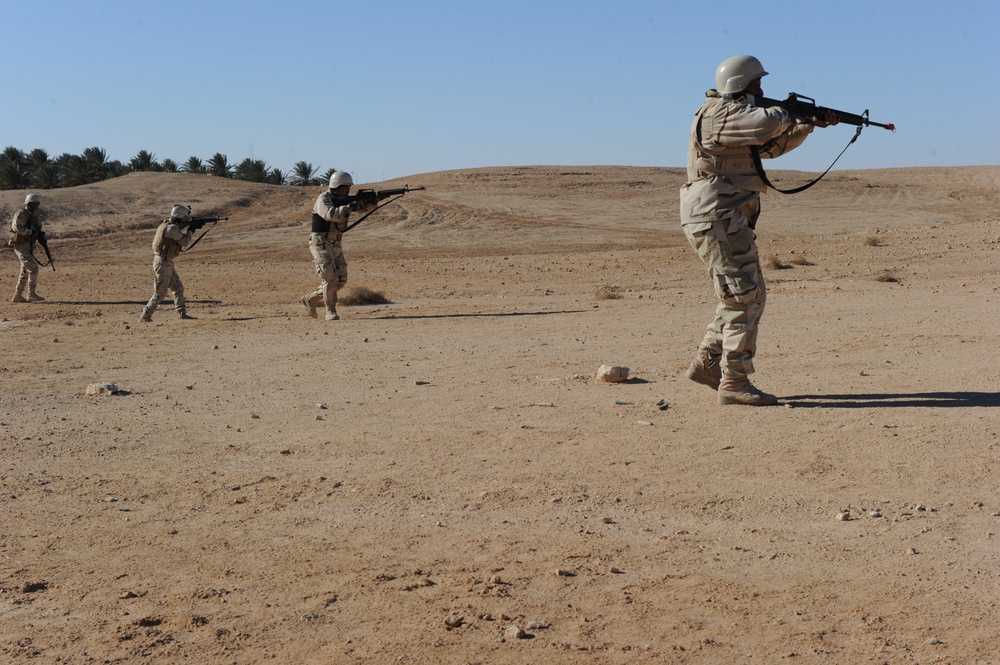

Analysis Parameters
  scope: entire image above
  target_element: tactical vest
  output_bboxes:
[687,98,758,185]
[311,212,331,233]
[152,221,182,259]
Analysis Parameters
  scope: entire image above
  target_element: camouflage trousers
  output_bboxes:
[142,255,186,316]
[308,233,348,310]
[11,240,40,296]
[683,199,765,378]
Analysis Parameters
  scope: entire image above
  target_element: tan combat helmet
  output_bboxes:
[715,55,768,95]
[328,171,353,188]
[24,193,41,206]
[170,204,191,221]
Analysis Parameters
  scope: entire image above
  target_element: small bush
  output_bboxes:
[764,256,792,270]
[339,285,390,306]
[595,285,624,300]
[874,271,898,283]
[863,235,881,247]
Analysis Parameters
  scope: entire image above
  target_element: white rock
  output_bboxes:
[595,364,629,383]
[85,381,119,396]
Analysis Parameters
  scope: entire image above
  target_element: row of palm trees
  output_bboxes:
[0,146,336,191]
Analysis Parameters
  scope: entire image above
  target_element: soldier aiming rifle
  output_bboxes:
[300,170,425,321]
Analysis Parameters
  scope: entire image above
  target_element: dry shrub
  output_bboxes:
[764,256,792,270]
[339,285,391,306]
[863,235,881,247]
[595,285,624,300]
[874,270,898,283]
[789,255,815,266]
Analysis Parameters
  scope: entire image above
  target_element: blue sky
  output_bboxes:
[3,0,997,182]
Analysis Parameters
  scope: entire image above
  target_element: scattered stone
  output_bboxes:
[316,403,328,410]
[602,517,614,524]
[555,569,575,577]
[595,364,629,383]
[444,613,465,628]
[656,399,668,410]
[636,420,653,426]
[929,637,943,645]
[504,625,527,639]
[85,381,119,396]
[415,380,430,385]
[909,547,919,555]
[301,613,318,621]
[609,567,623,574]
[868,509,882,518]
[836,511,851,521]
[527,620,550,630]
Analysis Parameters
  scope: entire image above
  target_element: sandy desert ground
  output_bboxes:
[1,164,999,664]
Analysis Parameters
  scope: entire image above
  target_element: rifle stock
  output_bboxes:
[757,93,895,131]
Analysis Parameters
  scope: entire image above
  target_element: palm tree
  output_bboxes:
[82,146,111,182]
[0,146,29,189]
[57,153,91,187]
[291,161,321,186]
[207,153,233,178]
[321,167,338,186]
[161,158,179,173]
[181,156,206,174]
[266,168,287,185]
[130,150,160,172]
[234,158,269,183]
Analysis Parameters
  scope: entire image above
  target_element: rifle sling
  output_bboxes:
[751,124,863,195]
[182,224,215,252]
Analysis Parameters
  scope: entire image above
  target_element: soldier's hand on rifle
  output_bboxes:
[811,109,840,128]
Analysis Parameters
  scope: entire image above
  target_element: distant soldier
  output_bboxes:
[300,171,373,321]
[9,193,46,303]
[140,204,196,322]
[680,55,838,405]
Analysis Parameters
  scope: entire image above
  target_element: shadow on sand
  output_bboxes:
[781,392,1000,409]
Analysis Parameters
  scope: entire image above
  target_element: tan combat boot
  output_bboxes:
[685,348,721,390]
[718,375,778,406]
[300,294,320,319]
[27,293,45,302]
[325,308,340,321]
[139,312,153,323]
[179,311,196,320]
[12,293,27,303]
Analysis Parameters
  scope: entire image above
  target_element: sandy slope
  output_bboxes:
[1,165,999,664]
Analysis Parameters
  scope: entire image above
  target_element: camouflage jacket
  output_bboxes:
[680,90,813,225]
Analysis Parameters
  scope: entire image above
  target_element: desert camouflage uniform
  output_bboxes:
[680,90,813,378]
[9,205,43,300]
[305,190,352,317]
[141,219,191,318]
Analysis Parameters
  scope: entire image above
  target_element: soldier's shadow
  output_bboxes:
[781,392,1000,408]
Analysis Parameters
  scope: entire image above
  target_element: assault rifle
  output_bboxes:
[751,93,894,194]
[179,216,227,252]
[331,185,426,208]
[36,230,56,271]
[336,185,427,232]
[756,93,895,131]
[181,215,228,232]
